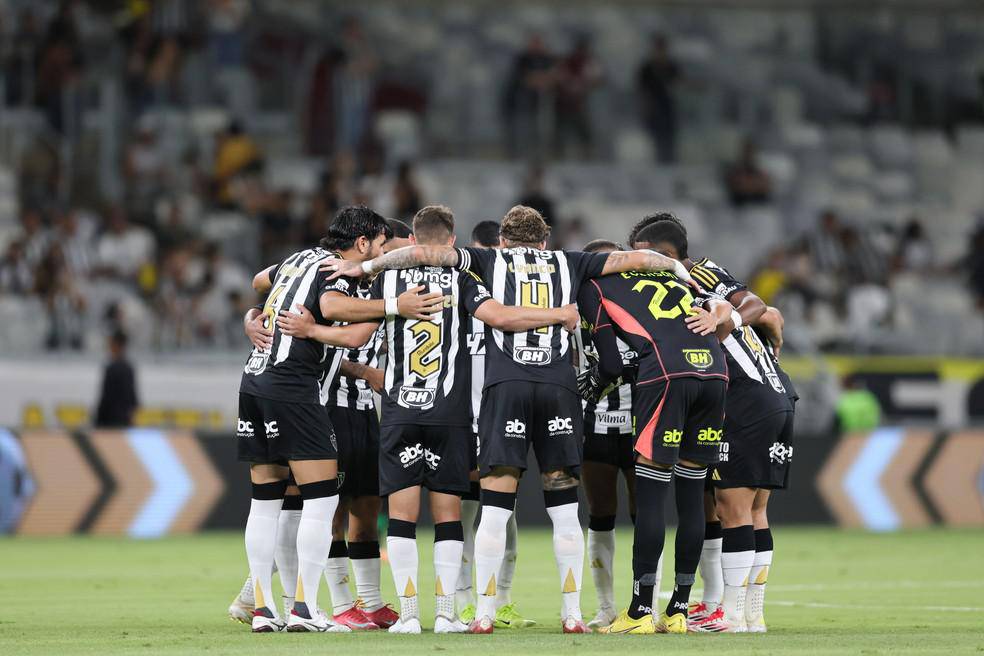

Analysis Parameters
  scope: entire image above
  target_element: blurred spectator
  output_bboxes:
[3,8,43,106]
[893,218,933,272]
[841,227,888,285]
[504,33,556,158]
[966,222,984,310]
[809,210,845,274]
[52,209,93,276]
[124,119,168,215]
[95,330,139,427]
[35,0,84,134]
[515,165,556,227]
[636,34,679,164]
[213,120,262,205]
[334,17,377,152]
[17,208,50,267]
[146,36,184,107]
[554,36,602,159]
[34,245,85,349]
[392,161,423,221]
[122,10,155,115]
[725,138,772,207]
[95,207,156,282]
[0,241,34,295]
[208,0,254,119]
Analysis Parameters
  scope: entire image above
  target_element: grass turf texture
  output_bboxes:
[1,527,983,655]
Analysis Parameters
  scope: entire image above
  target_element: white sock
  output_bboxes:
[654,552,664,607]
[275,509,301,598]
[238,574,254,605]
[434,528,464,619]
[587,527,616,611]
[496,510,519,609]
[700,536,724,606]
[457,499,480,611]
[294,492,339,617]
[325,542,355,614]
[721,549,754,625]
[546,501,584,622]
[387,533,420,620]
[245,497,282,616]
[350,542,383,611]
[474,504,512,621]
[747,548,773,623]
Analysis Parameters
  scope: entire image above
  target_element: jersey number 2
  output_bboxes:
[409,321,442,378]
[632,280,694,320]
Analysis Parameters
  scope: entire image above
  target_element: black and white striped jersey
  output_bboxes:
[689,257,793,424]
[575,323,635,436]
[454,246,609,392]
[240,247,339,405]
[323,283,385,411]
[369,266,492,426]
[467,316,486,435]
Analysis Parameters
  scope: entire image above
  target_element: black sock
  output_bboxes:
[629,463,672,619]
[666,463,708,617]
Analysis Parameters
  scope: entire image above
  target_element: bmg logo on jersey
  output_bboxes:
[662,429,682,445]
[237,419,254,439]
[514,346,552,365]
[683,349,714,370]
[547,416,574,437]
[399,387,436,408]
[505,419,526,439]
[698,427,723,443]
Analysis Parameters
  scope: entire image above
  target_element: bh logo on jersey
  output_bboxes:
[769,442,793,464]
[548,416,574,437]
[244,352,269,375]
[683,349,714,370]
[400,387,436,408]
[237,420,254,439]
[505,419,526,439]
[514,346,552,365]
[264,421,279,439]
[662,429,682,446]
[698,427,723,444]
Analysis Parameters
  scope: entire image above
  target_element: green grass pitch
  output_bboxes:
[1,527,982,655]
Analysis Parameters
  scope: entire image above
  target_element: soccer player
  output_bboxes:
[324,204,696,634]
[577,233,733,635]
[632,215,796,632]
[456,219,533,629]
[572,239,649,630]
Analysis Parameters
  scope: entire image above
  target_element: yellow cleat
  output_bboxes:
[597,609,656,635]
[656,612,688,634]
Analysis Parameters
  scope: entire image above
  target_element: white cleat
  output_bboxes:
[286,608,352,633]
[229,596,254,625]
[587,607,617,630]
[251,614,285,633]
[434,615,468,634]
[387,617,422,634]
[282,596,294,622]
[746,615,767,633]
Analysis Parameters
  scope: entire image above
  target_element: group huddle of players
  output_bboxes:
[228,202,796,636]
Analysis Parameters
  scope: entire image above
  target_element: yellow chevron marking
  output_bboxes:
[563,569,578,593]
[255,579,266,609]
[435,577,445,596]
[403,578,417,598]
[295,577,305,602]
[483,574,496,597]
[754,566,769,585]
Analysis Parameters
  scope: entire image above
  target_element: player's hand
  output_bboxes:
[686,307,718,336]
[577,365,605,404]
[321,257,366,280]
[245,312,273,351]
[276,304,315,338]
[560,303,579,333]
[397,285,445,320]
[758,306,785,356]
[673,259,701,292]
[364,367,384,394]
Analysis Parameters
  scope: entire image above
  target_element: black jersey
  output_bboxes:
[324,283,385,411]
[575,322,635,435]
[240,247,340,404]
[467,315,486,435]
[454,246,609,392]
[577,270,728,388]
[369,266,492,426]
[689,257,794,424]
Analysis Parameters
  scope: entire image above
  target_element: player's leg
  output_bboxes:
[746,489,773,632]
[694,488,723,621]
[349,495,395,627]
[430,490,467,634]
[456,468,480,619]
[583,459,619,628]
[386,486,423,634]
[275,482,303,618]
[713,485,756,631]
[245,464,288,632]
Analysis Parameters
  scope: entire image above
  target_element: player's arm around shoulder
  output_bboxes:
[687,297,736,337]
[277,303,380,349]
[252,264,277,293]
[323,245,463,279]
[599,249,695,285]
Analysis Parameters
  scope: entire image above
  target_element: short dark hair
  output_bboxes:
[471,220,500,247]
[386,218,413,239]
[627,211,688,248]
[501,205,550,246]
[582,239,622,253]
[412,205,455,244]
[321,205,390,251]
[110,330,128,348]
[635,220,689,259]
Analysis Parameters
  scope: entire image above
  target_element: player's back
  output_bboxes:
[240,247,333,404]
[584,269,727,385]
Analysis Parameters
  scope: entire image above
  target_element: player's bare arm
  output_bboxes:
[243,307,272,351]
[686,299,733,336]
[323,245,460,279]
[756,306,785,355]
[727,289,767,327]
[320,286,444,322]
[277,303,380,349]
[252,265,277,293]
[474,301,579,334]
[600,249,695,285]
[339,360,384,393]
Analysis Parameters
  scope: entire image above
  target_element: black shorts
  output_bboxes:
[378,423,471,496]
[583,430,635,471]
[633,378,726,466]
[469,432,479,471]
[478,381,584,478]
[329,405,380,499]
[237,393,337,464]
[712,409,795,490]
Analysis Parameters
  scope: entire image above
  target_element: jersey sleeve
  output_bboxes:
[460,269,493,315]
[367,274,384,300]
[319,271,359,297]
[566,251,611,286]
[690,258,747,301]
[454,247,496,281]
[577,282,622,383]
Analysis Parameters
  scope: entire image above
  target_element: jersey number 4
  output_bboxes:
[519,280,551,335]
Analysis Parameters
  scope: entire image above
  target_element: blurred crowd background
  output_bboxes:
[1,0,983,358]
